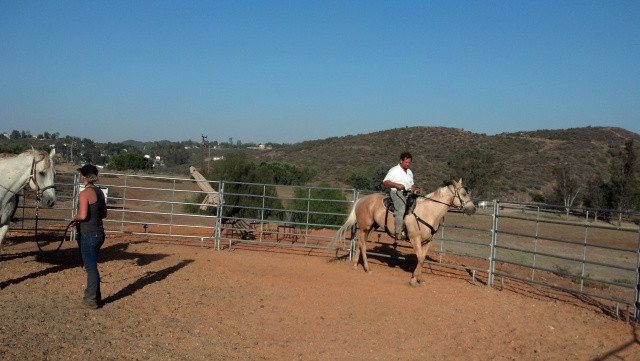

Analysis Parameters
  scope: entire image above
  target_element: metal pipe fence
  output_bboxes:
[8,172,640,321]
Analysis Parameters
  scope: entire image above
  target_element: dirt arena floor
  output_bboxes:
[1,230,640,361]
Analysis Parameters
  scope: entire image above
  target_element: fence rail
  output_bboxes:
[8,171,640,322]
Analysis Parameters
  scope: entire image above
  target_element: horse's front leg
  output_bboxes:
[409,239,432,287]
[0,224,9,253]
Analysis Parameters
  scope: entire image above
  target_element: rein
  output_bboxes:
[0,154,54,201]
[410,185,468,236]
[1,153,56,255]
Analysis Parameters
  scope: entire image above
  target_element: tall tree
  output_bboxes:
[609,140,639,215]
[582,174,610,222]
[551,163,582,217]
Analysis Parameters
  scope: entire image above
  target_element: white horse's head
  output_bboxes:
[28,149,57,208]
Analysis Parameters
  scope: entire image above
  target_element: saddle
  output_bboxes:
[383,192,420,239]
[383,192,419,214]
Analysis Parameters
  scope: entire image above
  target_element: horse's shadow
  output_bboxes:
[348,242,484,286]
[367,243,426,272]
[1,239,193,305]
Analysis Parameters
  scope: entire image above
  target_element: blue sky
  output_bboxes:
[1,1,638,144]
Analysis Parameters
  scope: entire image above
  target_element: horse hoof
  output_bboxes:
[409,278,417,287]
[367,270,373,275]
[351,265,358,271]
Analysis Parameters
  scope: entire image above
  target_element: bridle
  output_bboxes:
[447,184,472,211]
[421,184,471,211]
[0,153,55,204]
[406,184,472,238]
[29,154,56,204]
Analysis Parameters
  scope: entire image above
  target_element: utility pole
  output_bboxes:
[201,134,207,172]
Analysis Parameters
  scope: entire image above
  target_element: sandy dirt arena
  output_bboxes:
[1,231,639,361]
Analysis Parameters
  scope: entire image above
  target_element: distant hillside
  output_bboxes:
[243,126,640,201]
[4,125,638,202]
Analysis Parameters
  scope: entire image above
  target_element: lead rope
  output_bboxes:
[34,190,43,253]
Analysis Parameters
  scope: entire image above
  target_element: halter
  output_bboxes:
[0,153,55,204]
[420,184,470,210]
[30,154,56,203]
[447,184,472,210]
[404,184,471,239]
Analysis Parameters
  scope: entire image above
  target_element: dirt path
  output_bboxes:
[1,232,639,361]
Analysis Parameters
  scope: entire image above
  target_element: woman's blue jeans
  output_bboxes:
[80,231,105,307]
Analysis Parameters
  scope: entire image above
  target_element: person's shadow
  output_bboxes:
[0,239,194,306]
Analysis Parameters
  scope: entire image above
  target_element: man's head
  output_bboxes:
[399,152,412,170]
[399,152,412,161]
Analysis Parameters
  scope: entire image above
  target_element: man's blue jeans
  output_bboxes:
[80,231,105,307]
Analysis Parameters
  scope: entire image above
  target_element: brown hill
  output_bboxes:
[247,126,640,201]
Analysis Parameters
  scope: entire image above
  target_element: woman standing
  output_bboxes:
[72,164,107,309]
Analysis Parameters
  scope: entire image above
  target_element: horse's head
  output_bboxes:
[450,178,475,216]
[28,149,57,208]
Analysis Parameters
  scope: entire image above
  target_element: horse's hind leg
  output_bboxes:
[351,238,361,271]
[357,229,374,274]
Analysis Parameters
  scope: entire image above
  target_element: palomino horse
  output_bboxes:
[0,149,57,252]
[330,179,475,286]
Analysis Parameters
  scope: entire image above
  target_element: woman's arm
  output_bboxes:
[72,191,89,221]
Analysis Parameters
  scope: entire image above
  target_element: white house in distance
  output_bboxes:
[144,154,164,168]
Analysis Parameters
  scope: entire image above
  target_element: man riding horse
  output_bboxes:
[382,151,423,241]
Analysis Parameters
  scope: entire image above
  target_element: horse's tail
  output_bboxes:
[328,198,360,250]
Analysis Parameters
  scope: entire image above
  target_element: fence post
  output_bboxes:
[635,227,640,322]
[213,181,225,250]
[488,200,499,286]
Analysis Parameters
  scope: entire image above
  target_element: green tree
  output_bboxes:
[291,183,349,228]
[549,164,582,212]
[582,175,611,222]
[609,140,638,211]
[206,152,282,219]
[0,142,27,154]
[345,165,388,192]
[345,170,371,190]
[256,161,316,185]
[108,152,150,171]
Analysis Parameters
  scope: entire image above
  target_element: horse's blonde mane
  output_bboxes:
[424,186,444,199]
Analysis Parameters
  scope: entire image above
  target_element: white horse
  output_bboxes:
[0,149,57,252]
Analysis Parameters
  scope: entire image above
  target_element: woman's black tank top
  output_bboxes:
[79,187,105,234]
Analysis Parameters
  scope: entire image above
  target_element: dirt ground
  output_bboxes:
[1,230,640,361]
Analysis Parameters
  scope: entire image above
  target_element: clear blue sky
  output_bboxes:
[1,1,638,144]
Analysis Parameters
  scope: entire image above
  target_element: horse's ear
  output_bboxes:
[457,178,463,185]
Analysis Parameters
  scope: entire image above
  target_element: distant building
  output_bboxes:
[247,144,272,150]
